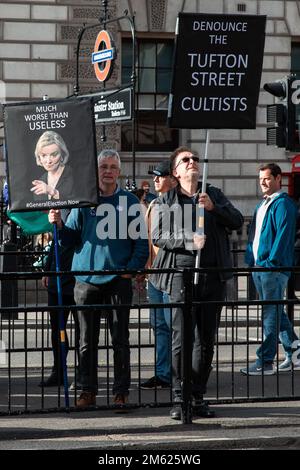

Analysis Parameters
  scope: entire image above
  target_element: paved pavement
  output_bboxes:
[1,399,300,450]
[1,305,300,452]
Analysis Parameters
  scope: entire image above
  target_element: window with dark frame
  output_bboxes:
[121,38,179,152]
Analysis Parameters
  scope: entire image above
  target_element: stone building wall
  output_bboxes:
[1,0,300,216]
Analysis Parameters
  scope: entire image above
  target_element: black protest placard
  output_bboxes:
[4,98,99,211]
[168,13,266,129]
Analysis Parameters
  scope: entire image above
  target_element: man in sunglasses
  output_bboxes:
[150,146,244,420]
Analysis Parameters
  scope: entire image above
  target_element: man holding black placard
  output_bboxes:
[49,149,149,410]
[150,146,243,420]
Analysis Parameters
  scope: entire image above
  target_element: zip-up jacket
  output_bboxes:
[245,192,297,276]
[149,183,244,293]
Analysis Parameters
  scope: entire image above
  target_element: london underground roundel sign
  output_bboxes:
[92,30,116,82]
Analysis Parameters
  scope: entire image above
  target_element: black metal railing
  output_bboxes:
[0,265,300,420]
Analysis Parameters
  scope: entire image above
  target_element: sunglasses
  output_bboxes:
[175,155,200,169]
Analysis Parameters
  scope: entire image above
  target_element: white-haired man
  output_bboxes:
[49,149,149,410]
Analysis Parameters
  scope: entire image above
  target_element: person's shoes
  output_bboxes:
[69,380,82,391]
[278,358,300,371]
[38,371,63,387]
[140,376,170,389]
[277,358,292,372]
[69,376,82,391]
[170,405,181,420]
[76,391,96,408]
[193,400,215,418]
[170,396,182,420]
[293,360,300,370]
[292,344,300,370]
[69,367,81,390]
[113,394,129,413]
[240,362,274,376]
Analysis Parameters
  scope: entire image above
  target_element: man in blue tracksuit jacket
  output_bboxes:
[241,163,298,376]
[49,149,149,409]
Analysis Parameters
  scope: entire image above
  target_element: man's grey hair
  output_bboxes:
[97,149,121,168]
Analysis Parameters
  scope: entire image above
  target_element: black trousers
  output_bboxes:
[74,277,132,395]
[170,272,226,398]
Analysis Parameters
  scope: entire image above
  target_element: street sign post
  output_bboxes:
[92,29,116,83]
[93,87,132,123]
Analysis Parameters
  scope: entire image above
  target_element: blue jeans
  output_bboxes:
[252,271,294,365]
[147,280,171,383]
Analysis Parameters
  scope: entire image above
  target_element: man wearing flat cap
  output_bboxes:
[140,161,177,390]
[148,160,171,178]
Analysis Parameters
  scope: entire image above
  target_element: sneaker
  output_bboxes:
[69,367,82,390]
[278,358,300,371]
[69,380,82,391]
[170,404,181,420]
[113,394,129,413]
[277,358,292,372]
[140,376,170,389]
[292,345,300,370]
[76,391,96,408]
[170,396,182,421]
[240,362,275,376]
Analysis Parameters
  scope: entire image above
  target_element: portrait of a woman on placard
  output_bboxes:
[31,131,75,202]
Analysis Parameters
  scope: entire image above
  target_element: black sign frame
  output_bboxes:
[168,13,266,129]
[93,87,132,123]
[4,97,99,212]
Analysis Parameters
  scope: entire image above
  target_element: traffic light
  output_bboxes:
[264,75,300,151]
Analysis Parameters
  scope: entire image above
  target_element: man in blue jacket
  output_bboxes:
[241,163,298,376]
[49,149,149,409]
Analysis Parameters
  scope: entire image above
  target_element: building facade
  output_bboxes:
[0,0,299,217]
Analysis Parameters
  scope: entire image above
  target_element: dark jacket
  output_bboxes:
[34,165,75,202]
[149,183,244,293]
